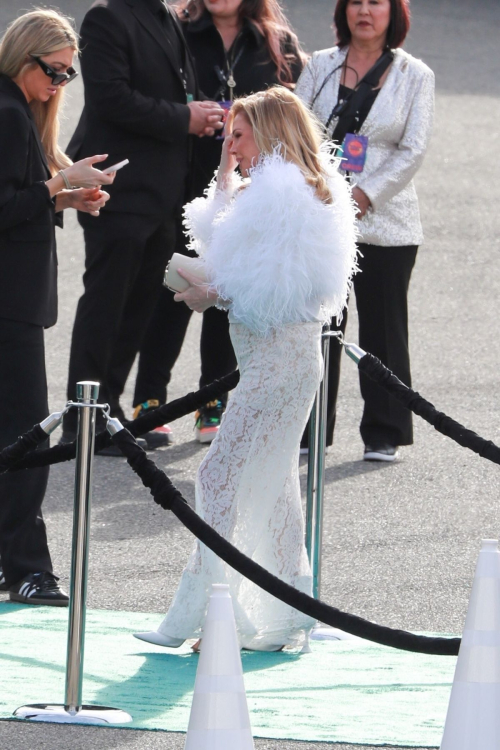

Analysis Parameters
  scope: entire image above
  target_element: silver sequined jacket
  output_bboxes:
[295,46,435,247]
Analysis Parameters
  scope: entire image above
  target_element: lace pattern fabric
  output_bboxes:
[157,321,322,649]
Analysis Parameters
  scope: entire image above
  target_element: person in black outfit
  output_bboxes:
[60,0,224,449]
[0,9,113,604]
[130,0,306,443]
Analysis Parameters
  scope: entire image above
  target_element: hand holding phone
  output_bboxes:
[102,159,129,175]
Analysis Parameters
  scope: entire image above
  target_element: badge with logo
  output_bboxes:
[339,134,369,173]
[216,100,232,140]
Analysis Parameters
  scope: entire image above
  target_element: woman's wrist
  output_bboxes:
[216,168,233,191]
[45,172,66,198]
[58,169,72,190]
[55,190,74,211]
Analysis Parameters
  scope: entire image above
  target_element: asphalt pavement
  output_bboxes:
[1,0,500,748]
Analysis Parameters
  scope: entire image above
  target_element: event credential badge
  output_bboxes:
[339,134,369,173]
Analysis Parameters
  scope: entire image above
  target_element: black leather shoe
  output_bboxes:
[9,572,69,606]
[363,444,399,462]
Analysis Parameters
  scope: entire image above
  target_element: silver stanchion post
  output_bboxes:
[305,329,332,599]
[304,331,341,647]
[14,382,132,725]
[305,388,319,583]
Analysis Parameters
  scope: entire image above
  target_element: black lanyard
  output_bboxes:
[311,50,394,135]
[330,50,393,143]
[214,37,245,101]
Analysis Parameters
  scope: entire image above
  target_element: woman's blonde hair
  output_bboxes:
[0,9,78,175]
[228,87,332,204]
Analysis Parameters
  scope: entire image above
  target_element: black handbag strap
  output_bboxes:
[330,50,394,144]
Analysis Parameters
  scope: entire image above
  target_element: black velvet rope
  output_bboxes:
[359,354,500,465]
[111,428,460,656]
[7,371,240,472]
[0,424,48,474]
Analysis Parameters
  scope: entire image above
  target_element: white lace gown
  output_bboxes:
[157,321,321,650]
[154,152,358,650]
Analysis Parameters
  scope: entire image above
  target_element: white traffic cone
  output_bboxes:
[440,539,500,750]
[184,583,255,750]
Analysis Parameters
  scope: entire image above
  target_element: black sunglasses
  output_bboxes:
[31,56,78,86]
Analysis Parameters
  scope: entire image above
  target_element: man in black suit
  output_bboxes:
[62,0,223,444]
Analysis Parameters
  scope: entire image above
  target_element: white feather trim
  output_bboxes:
[183,171,243,256]
[183,152,359,336]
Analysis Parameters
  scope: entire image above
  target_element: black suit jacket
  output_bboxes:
[68,0,198,217]
[0,75,59,328]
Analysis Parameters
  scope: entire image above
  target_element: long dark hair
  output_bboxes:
[334,0,411,49]
[175,0,307,86]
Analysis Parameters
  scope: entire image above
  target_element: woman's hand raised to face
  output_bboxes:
[216,135,238,190]
[173,268,218,313]
[64,154,116,189]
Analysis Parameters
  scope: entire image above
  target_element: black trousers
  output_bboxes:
[0,318,53,587]
[63,211,176,432]
[302,243,418,448]
[133,286,237,408]
[130,217,236,408]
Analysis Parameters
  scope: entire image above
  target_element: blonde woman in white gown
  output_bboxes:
[134,87,358,651]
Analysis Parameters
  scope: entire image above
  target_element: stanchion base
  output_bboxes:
[13,704,133,725]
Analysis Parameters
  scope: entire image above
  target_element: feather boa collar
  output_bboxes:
[183,151,358,336]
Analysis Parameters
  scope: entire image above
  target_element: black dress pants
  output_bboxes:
[355,243,417,446]
[133,287,237,408]
[0,319,52,587]
[63,211,176,432]
[302,243,418,448]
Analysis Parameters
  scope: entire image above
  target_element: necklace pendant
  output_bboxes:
[227,75,236,88]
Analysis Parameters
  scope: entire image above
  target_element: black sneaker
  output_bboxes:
[194,400,223,444]
[133,400,173,450]
[363,444,399,462]
[0,566,7,592]
[9,572,69,607]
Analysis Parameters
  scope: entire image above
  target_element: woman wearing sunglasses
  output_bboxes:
[0,9,115,606]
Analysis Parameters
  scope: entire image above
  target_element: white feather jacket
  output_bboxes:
[183,152,358,336]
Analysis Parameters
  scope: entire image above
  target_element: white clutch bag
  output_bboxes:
[163,253,207,293]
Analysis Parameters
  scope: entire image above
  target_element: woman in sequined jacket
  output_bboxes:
[295,0,435,463]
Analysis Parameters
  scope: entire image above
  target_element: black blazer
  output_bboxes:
[68,0,199,217]
[0,75,59,328]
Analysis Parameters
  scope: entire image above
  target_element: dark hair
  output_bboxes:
[175,0,307,86]
[333,0,411,49]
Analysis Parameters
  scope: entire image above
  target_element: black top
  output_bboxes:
[182,10,304,198]
[0,75,60,327]
[337,83,380,133]
[67,0,199,217]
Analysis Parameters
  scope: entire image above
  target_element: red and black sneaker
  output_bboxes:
[133,400,174,450]
[194,400,223,444]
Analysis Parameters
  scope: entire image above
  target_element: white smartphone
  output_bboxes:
[102,158,129,175]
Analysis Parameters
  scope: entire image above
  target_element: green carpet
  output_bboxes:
[0,602,456,746]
